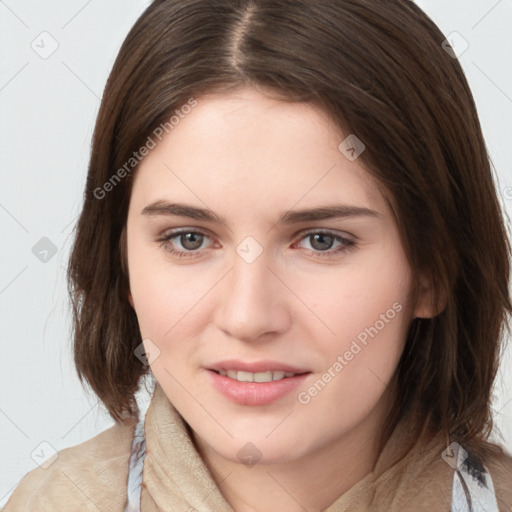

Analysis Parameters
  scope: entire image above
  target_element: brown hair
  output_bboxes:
[68,0,511,461]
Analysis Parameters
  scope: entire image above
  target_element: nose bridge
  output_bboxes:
[228,240,275,309]
[214,238,289,340]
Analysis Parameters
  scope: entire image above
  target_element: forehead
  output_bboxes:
[130,87,385,219]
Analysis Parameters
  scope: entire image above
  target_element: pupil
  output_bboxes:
[182,233,203,250]
[311,233,333,251]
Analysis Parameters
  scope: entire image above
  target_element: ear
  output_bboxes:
[413,274,447,319]
[127,290,135,309]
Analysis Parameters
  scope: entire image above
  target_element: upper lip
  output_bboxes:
[208,359,310,374]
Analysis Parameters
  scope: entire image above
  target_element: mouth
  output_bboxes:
[210,369,307,383]
[205,361,312,405]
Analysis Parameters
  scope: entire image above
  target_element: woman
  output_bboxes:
[4,0,512,510]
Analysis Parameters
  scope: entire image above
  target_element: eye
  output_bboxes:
[157,228,356,260]
[157,229,213,259]
[294,230,356,259]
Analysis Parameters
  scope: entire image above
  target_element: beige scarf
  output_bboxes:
[4,380,512,511]
[140,383,454,511]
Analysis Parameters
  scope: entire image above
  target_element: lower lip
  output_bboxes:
[206,369,310,406]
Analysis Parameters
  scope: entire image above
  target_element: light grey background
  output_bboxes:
[1,0,511,506]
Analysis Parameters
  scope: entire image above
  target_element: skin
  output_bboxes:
[126,86,435,512]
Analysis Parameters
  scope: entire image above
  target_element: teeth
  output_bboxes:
[269,371,285,381]
[235,370,253,382]
[219,370,298,382]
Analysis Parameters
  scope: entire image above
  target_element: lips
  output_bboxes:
[206,359,311,405]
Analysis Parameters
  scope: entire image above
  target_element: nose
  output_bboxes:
[213,245,291,342]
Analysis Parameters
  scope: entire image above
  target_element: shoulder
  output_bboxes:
[3,419,135,512]
[484,446,512,511]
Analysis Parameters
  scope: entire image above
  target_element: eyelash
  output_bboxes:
[156,229,356,260]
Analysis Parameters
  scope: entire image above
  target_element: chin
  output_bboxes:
[206,434,308,467]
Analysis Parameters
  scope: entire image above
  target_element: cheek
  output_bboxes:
[296,253,411,346]
[295,249,412,393]
[127,240,217,347]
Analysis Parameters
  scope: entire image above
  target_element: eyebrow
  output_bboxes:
[141,200,380,225]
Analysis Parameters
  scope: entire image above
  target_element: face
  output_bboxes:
[126,86,430,465]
